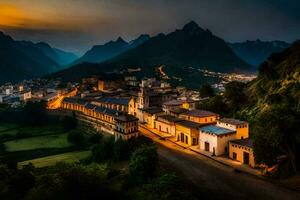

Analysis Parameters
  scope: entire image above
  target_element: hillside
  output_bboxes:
[229,40,290,67]
[0,31,78,84]
[73,34,150,64]
[0,32,60,84]
[36,42,78,65]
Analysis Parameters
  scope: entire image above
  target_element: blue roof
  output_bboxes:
[85,103,96,110]
[200,125,235,135]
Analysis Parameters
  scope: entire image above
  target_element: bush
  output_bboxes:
[199,84,215,98]
[62,116,78,131]
[67,130,86,147]
[114,139,130,161]
[88,134,103,144]
[129,145,158,183]
[91,138,115,163]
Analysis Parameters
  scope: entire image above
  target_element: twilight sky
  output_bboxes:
[0,0,299,55]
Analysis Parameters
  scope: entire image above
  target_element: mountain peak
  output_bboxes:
[182,20,205,34]
[116,37,126,43]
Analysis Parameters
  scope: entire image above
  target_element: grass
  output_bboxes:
[0,123,20,132]
[4,133,72,152]
[18,151,91,168]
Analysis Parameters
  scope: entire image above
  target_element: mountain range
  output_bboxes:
[73,35,150,65]
[0,21,295,87]
[0,31,78,84]
[50,21,254,86]
[228,40,290,66]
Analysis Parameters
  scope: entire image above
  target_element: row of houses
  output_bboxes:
[139,106,255,167]
[61,97,139,141]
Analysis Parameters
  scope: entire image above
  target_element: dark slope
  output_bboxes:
[107,21,252,72]
[35,42,78,65]
[0,32,60,83]
[74,34,150,64]
[229,40,290,67]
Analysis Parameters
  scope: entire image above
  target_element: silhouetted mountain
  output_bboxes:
[106,21,252,72]
[49,21,253,88]
[74,34,150,64]
[0,32,60,83]
[228,40,290,67]
[35,42,78,65]
[53,48,78,65]
[0,31,77,84]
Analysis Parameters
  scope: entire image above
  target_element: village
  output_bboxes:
[0,75,258,174]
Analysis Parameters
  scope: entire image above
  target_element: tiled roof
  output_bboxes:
[140,107,163,114]
[218,118,247,125]
[96,97,130,106]
[169,108,188,114]
[63,97,86,105]
[181,109,218,117]
[115,114,138,122]
[85,103,96,110]
[163,99,195,106]
[200,125,236,136]
[157,115,183,123]
[95,106,120,117]
[230,138,253,148]
[176,120,202,129]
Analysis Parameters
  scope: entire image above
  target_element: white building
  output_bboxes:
[199,125,237,156]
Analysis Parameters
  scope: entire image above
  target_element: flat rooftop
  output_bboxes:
[200,125,236,136]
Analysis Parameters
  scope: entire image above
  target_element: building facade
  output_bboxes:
[229,138,255,167]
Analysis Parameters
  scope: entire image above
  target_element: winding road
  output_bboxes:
[139,126,300,200]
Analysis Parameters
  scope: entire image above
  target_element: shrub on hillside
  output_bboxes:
[62,116,78,131]
[129,145,158,183]
[67,130,86,147]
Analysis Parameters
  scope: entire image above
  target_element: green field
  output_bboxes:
[18,151,91,168]
[0,123,19,132]
[4,133,72,152]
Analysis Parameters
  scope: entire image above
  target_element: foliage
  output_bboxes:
[197,95,229,116]
[114,139,130,161]
[67,130,86,147]
[88,133,103,144]
[253,105,300,175]
[129,145,158,183]
[224,81,248,112]
[25,163,124,200]
[91,137,115,163]
[62,116,77,131]
[22,101,47,125]
[133,173,197,200]
[199,84,215,98]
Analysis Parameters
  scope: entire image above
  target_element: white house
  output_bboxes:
[199,125,236,156]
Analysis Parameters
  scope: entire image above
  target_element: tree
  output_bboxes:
[197,95,228,115]
[129,145,158,183]
[88,133,103,144]
[22,101,47,125]
[224,81,247,111]
[62,116,78,131]
[199,84,215,98]
[114,139,130,161]
[253,105,300,176]
[91,138,115,163]
[67,130,85,147]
